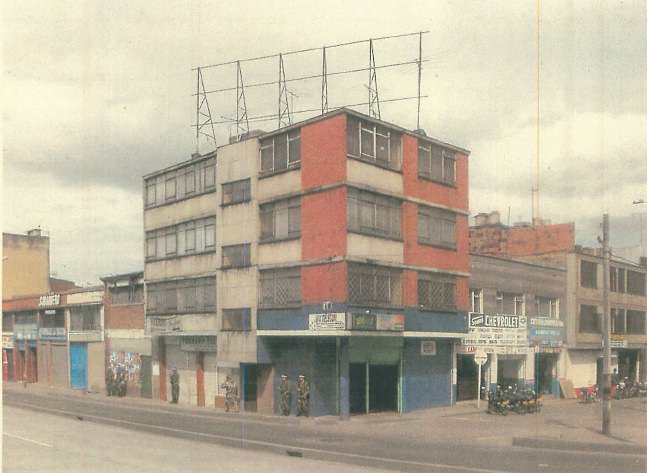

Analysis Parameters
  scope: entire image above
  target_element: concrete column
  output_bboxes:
[338,337,349,419]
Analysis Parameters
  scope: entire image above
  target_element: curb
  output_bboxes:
[512,436,647,455]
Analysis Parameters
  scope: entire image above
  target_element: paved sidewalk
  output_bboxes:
[5,382,646,455]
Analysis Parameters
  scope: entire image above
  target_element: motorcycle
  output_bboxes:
[579,386,599,404]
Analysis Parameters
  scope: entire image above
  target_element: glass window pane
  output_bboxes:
[361,127,374,158]
[261,145,273,172]
[274,136,288,170]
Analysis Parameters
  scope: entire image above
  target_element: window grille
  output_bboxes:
[419,275,456,311]
[259,268,301,307]
[348,264,402,307]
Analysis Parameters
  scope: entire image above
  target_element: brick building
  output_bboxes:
[143,109,470,415]
[101,272,151,397]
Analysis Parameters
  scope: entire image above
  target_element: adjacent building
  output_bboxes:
[102,271,151,397]
[462,254,565,400]
[143,109,471,415]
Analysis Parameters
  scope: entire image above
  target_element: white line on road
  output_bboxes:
[4,432,53,448]
[7,402,513,473]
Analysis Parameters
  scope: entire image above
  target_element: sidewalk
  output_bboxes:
[5,382,646,455]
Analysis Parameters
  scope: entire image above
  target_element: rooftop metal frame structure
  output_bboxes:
[193,31,429,153]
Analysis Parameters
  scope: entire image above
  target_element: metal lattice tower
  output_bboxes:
[321,46,329,114]
[236,61,249,140]
[278,54,291,128]
[195,67,217,152]
[368,39,381,120]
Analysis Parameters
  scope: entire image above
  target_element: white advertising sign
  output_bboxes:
[309,313,346,331]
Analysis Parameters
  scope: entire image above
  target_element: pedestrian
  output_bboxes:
[105,366,115,396]
[116,367,127,397]
[611,368,619,387]
[221,375,239,413]
[279,374,291,416]
[170,367,179,404]
[296,374,310,417]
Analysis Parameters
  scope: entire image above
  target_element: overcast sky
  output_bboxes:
[3,0,646,285]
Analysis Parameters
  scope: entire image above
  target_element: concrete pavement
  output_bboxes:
[4,382,646,456]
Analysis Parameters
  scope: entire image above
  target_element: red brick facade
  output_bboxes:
[469,221,575,257]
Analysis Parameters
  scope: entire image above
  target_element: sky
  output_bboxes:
[3,0,647,285]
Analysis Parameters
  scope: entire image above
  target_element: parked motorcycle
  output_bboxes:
[579,386,599,404]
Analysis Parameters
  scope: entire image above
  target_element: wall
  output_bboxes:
[88,341,106,392]
[2,232,50,298]
[469,222,575,257]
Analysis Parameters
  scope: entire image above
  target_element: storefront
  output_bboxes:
[258,309,459,416]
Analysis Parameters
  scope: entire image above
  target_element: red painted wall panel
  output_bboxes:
[402,269,418,307]
[301,114,347,190]
[401,134,469,210]
[301,187,347,261]
[302,262,348,304]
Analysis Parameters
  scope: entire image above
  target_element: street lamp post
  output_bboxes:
[634,199,646,257]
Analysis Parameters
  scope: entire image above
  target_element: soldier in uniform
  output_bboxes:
[105,366,115,396]
[296,374,311,417]
[221,375,239,413]
[170,367,179,404]
[279,374,291,416]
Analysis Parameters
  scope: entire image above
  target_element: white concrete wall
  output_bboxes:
[566,350,598,388]
[257,170,301,201]
[145,253,218,281]
[347,159,403,195]
[258,240,301,266]
[347,233,403,264]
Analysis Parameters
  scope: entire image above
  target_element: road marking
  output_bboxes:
[4,433,53,448]
[474,435,507,441]
[539,464,549,468]
[6,402,513,473]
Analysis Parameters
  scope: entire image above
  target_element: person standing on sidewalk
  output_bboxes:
[221,375,239,413]
[279,374,291,416]
[105,366,115,396]
[170,367,179,404]
[296,374,310,417]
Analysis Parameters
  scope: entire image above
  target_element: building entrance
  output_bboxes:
[456,354,480,400]
[349,362,398,414]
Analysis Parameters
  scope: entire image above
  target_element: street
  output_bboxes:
[3,384,646,473]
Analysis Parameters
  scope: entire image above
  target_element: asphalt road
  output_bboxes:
[4,386,646,473]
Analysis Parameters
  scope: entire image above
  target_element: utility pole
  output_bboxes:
[602,214,611,435]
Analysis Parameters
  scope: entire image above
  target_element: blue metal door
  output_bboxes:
[70,343,88,389]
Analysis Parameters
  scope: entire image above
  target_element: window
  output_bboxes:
[110,284,144,305]
[69,305,101,331]
[496,292,524,315]
[185,171,195,195]
[260,198,301,241]
[222,308,252,331]
[418,206,456,248]
[347,188,401,239]
[627,270,646,295]
[536,296,559,318]
[418,140,456,184]
[347,263,402,307]
[204,163,216,189]
[40,311,65,328]
[259,268,301,307]
[222,178,251,205]
[146,277,216,315]
[346,115,401,170]
[610,267,627,293]
[418,274,456,311]
[144,156,216,208]
[2,313,13,331]
[470,289,483,313]
[579,304,600,333]
[627,310,646,334]
[146,181,156,206]
[611,308,626,334]
[260,129,301,174]
[145,216,216,261]
[222,244,251,269]
[580,260,598,288]
[165,175,177,201]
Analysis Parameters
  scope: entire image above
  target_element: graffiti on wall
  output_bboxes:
[109,352,141,384]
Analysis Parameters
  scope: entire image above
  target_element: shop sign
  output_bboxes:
[147,315,181,334]
[14,323,38,340]
[463,313,528,349]
[457,343,531,355]
[350,313,404,331]
[39,294,61,307]
[351,313,376,330]
[309,313,346,331]
[2,334,14,349]
[610,334,628,348]
[530,317,564,353]
[39,327,67,340]
[181,336,217,352]
[376,314,404,331]
[420,340,436,355]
